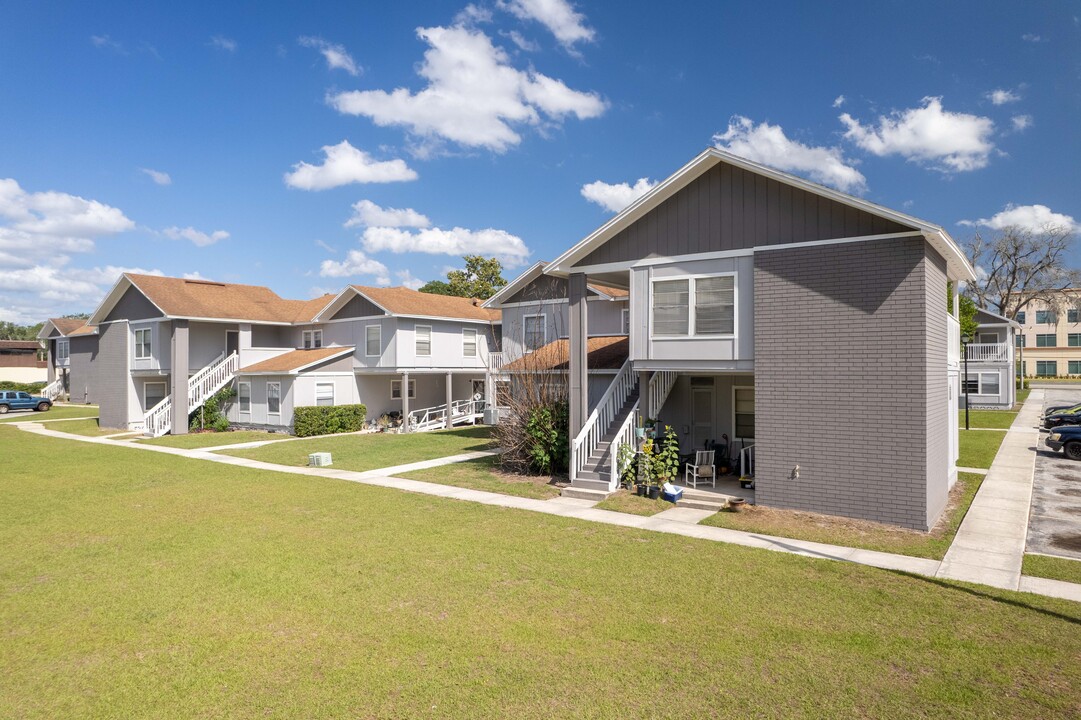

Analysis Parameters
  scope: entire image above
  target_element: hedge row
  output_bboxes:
[0,381,47,393]
[293,404,367,437]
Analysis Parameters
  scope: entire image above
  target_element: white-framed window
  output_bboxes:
[238,382,251,414]
[56,339,69,361]
[652,273,736,337]
[965,372,1002,395]
[315,382,334,407]
[134,328,152,359]
[462,328,478,357]
[302,329,323,349]
[144,381,166,412]
[365,325,381,357]
[621,308,630,335]
[733,386,754,439]
[523,314,546,352]
[391,379,416,399]
[415,325,432,356]
[977,333,998,344]
[267,382,281,416]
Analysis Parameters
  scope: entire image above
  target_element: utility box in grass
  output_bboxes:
[308,452,332,467]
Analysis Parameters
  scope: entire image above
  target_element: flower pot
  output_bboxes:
[635,427,646,439]
[635,484,646,497]
[727,497,747,512]
[647,486,661,500]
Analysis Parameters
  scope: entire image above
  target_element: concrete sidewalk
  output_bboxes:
[12,416,1081,604]
[937,390,1044,590]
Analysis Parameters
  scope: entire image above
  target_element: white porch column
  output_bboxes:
[445,371,453,429]
[568,272,589,439]
[401,371,410,432]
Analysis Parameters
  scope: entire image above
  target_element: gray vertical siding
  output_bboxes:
[104,285,162,322]
[96,321,132,429]
[753,238,941,530]
[331,293,387,319]
[575,161,913,268]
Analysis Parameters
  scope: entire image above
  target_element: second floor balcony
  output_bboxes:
[965,342,1011,363]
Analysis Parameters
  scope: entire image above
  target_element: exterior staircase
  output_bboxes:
[142,351,239,436]
[567,359,640,499]
[42,377,65,402]
[567,390,639,494]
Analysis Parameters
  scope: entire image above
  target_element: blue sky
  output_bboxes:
[1,0,1079,322]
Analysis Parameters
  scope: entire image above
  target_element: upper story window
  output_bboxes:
[365,325,381,357]
[621,308,630,335]
[415,325,432,356]
[1068,333,1081,347]
[652,274,735,337]
[303,329,323,349]
[134,328,152,359]
[977,333,998,344]
[1069,309,1079,323]
[1036,310,1055,324]
[1016,334,1026,347]
[462,328,478,357]
[523,315,546,352]
[1016,311,1026,324]
[56,339,69,361]
[1036,333,1056,347]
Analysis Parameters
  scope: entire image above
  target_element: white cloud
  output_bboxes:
[986,88,1021,105]
[139,168,171,185]
[210,35,237,52]
[713,116,867,193]
[360,225,531,268]
[504,30,539,52]
[327,24,606,154]
[344,199,430,229]
[319,249,390,283]
[1011,114,1033,131]
[163,226,229,247]
[832,95,846,108]
[90,34,125,53]
[396,269,425,290]
[498,0,595,51]
[959,204,1080,233]
[182,271,208,280]
[456,4,494,24]
[315,239,336,254]
[580,177,657,213]
[1021,33,1045,42]
[840,97,995,172]
[298,36,360,76]
[0,264,163,321]
[284,140,417,190]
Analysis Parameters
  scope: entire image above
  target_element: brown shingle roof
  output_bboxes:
[239,346,354,373]
[501,336,628,372]
[67,323,97,336]
[351,286,501,322]
[588,282,629,299]
[126,274,334,323]
[0,340,41,350]
[49,318,87,335]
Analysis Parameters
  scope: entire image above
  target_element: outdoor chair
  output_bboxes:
[684,450,716,488]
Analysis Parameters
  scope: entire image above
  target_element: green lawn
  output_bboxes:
[220,425,494,472]
[47,418,131,437]
[138,430,284,449]
[958,408,1019,429]
[1016,387,1031,406]
[595,490,670,516]
[702,472,984,559]
[958,430,1008,469]
[0,404,99,423]
[399,455,560,500]
[1023,553,1081,585]
[3,426,1081,718]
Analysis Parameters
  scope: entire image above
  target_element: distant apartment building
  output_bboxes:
[1013,290,1081,377]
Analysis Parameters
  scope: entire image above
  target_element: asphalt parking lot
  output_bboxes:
[1029,387,1081,560]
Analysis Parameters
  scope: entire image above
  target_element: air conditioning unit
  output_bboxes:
[308,452,332,467]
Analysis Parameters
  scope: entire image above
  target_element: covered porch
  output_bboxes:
[356,369,491,432]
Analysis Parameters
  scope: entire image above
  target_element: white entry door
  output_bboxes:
[691,386,714,449]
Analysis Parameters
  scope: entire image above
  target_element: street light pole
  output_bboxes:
[962,334,971,431]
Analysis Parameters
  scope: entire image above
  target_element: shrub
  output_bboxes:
[189,386,235,432]
[524,401,569,475]
[0,381,47,393]
[293,404,367,437]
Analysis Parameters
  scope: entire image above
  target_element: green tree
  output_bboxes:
[418,280,455,296]
[0,321,44,341]
[446,255,506,299]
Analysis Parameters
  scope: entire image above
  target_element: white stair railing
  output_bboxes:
[609,403,639,491]
[571,358,637,483]
[42,377,65,401]
[964,342,1010,363]
[647,371,677,418]
[141,351,240,437]
[143,396,172,437]
[408,399,480,432]
[739,444,756,479]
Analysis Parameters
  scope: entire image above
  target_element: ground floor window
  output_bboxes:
[315,382,334,406]
[1069,361,1081,375]
[238,382,251,414]
[733,387,754,439]
[267,382,281,416]
[391,379,416,400]
[1036,361,1058,376]
[144,381,166,412]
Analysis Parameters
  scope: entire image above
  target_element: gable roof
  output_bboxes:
[89,274,336,326]
[0,340,41,351]
[483,261,629,308]
[238,346,355,374]
[975,307,1020,328]
[37,317,95,339]
[546,147,976,282]
[501,336,628,372]
[317,285,501,323]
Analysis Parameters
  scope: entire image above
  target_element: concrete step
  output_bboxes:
[572,476,611,492]
[561,486,612,501]
[676,496,728,512]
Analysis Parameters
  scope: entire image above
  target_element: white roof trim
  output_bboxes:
[547,147,976,283]
[975,307,1020,328]
[315,285,499,324]
[314,286,392,323]
[88,274,170,326]
[482,261,548,308]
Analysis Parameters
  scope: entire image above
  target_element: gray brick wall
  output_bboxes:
[96,322,132,429]
[753,238,946,530]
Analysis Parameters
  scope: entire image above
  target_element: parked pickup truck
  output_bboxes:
[0,390,53,414]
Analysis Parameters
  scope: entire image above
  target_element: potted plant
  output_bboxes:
[616,442,638,492]
[649,425,681,500]
[635,438,655,495]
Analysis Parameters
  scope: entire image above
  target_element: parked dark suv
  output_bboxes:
[0,390,52,414]
[1046,426,1081,461]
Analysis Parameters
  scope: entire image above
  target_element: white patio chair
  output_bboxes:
[684,450,715,489]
